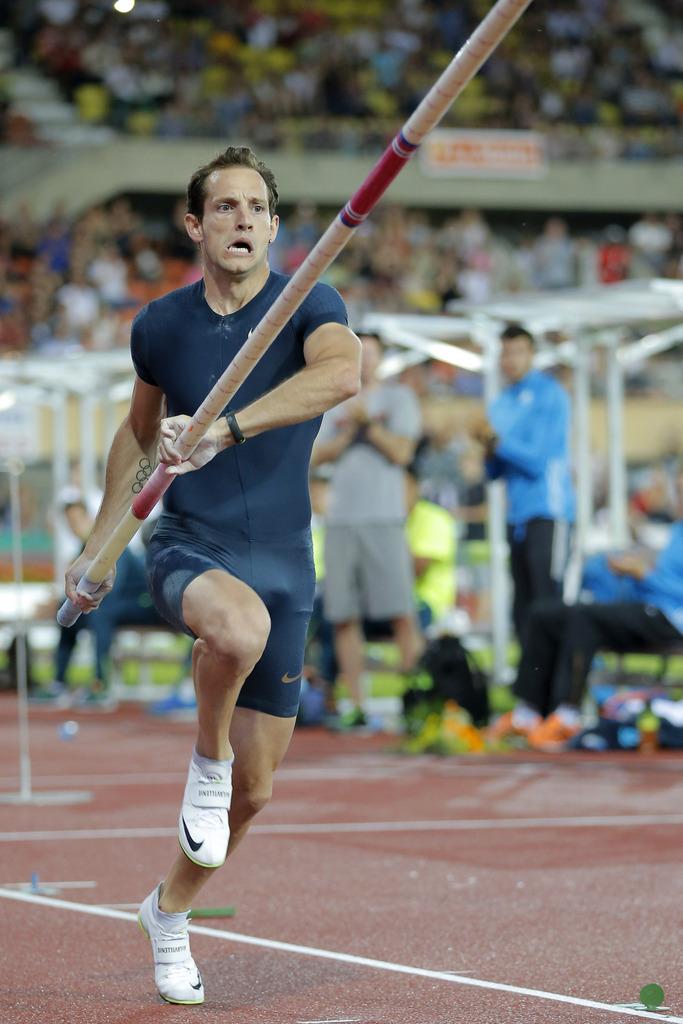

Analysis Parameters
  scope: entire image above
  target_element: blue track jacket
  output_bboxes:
[485,369,575,528]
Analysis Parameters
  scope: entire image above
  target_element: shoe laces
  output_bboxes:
[193,806,226,831]
[162,958,198,985]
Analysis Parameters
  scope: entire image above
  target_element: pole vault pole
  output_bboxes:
[59,0,534,626]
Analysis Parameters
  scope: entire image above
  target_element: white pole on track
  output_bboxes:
[0,458,91,806]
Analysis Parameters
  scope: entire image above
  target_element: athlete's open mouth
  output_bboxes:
[226,239,253,255]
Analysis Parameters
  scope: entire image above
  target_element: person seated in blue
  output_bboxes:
[489,470,683,751]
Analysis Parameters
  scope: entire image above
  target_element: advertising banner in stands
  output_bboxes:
[419,129,547,179]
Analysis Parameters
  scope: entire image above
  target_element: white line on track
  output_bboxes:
[3,813,683,843]
[0,887,681,1023]
[0,765,420,787]
[1,880,96,890]
[2,759,682,789]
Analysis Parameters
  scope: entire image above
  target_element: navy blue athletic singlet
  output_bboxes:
[130,271,348,717]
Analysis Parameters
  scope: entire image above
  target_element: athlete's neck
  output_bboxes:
[202,262,270,316]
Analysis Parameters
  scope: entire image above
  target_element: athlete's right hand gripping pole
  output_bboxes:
[57,0,534,628]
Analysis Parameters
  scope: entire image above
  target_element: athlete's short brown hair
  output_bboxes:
[187,146,279,221]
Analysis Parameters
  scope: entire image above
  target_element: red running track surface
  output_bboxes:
[1,696,683,1024]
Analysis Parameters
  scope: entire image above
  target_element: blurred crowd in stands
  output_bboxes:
[2,0,683,158]
[1,196,683,396]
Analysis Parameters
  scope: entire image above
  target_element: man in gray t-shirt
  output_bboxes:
[312,333,423,726]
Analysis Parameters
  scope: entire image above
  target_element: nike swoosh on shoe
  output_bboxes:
[182,816,203,853]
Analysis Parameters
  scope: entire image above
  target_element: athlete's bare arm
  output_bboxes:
[159,324,361,475]
[65,377,164,609]
[232,322,361,434]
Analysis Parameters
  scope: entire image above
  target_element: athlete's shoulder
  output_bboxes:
[306,277,346,304]
[277,271,348,339]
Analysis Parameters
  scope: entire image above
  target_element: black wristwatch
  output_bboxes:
[225,411,246,445]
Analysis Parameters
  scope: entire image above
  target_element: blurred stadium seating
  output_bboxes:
[2,0,682,156]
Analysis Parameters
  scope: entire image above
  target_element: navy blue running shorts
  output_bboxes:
[146,515,316,718]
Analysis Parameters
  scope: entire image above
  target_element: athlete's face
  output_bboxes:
[500,336,533,384]
[185,166,279,277]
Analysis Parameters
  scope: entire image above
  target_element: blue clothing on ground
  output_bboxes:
[131,271,348,717]
[485,369,575,527]
[131,271,348,540]
[635,521,683,634]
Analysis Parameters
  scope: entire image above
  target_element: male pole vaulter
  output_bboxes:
[66,147,360,1003]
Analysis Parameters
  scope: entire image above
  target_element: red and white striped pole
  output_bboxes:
[59,0,533,625]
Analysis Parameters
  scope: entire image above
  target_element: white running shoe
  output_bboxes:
[178,755,232,868]
[138,885,204,1005]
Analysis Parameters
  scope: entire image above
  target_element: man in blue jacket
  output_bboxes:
[471,323,575,644]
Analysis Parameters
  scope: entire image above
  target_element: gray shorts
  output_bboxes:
[323,522,414,623]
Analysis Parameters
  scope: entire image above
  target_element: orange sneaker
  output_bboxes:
[528,712,581,752]
[486,709,540,743]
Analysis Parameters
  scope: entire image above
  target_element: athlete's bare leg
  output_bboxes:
[159,709,295,911]
[185,569,270,761]
[158,569,271,912]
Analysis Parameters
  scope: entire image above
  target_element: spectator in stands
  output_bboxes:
[312,333,423,728]
[3,191,683,358]
[489,470,683,751]
[470,323,575,645]
[56,266,100,333]
[628,213,672,274]
[7,0,683,160]
[532,217,576,290]
[598,225,631,284]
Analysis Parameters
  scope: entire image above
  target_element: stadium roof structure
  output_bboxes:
[446,277,683,332]
[0,349,132,394]
[364,279,683,683]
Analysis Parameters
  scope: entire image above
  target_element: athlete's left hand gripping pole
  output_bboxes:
[57,0,534,628]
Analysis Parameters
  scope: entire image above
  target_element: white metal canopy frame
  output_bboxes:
[363,278,683,684]
[0,357,132,805]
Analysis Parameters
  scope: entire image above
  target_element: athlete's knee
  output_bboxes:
[200,601,271,673]
[232,774,273,823]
